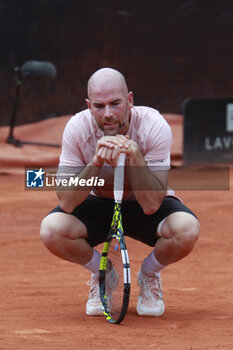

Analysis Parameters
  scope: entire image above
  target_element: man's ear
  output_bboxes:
[85,98,91,110]
[128,91,134,107]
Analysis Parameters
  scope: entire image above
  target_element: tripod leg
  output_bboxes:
[7,75,22,147]
[6,70,60,148]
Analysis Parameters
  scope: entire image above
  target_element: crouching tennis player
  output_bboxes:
[40,68,200,316]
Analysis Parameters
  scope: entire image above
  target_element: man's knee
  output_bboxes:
[40,212,88,248]
[40,215,61,248]
[162,212,200,252]
[173,214,199,253]
[176,218,199,252]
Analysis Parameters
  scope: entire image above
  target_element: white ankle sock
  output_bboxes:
[141,250,166,275]
[83,249,101,274]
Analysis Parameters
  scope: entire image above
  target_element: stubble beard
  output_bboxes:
[102,121,126,136]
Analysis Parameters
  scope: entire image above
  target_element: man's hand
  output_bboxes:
[92,135,139,167]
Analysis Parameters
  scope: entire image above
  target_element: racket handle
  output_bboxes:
[114,153,126,203]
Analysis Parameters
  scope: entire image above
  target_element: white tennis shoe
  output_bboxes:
[86,265,119,316]
[137,270,165,316]
[86,272,103,315]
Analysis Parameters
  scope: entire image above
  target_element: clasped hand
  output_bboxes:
[93,135,138,167]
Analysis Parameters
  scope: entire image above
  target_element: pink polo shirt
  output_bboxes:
[59,106,173,198]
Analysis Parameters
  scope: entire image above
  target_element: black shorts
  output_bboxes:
[48,195,197,247]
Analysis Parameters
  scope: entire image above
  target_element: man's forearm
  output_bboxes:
[128,150,167,215]
[56,161,102,213]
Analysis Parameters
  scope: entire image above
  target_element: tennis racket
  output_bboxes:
[99,153,131,324]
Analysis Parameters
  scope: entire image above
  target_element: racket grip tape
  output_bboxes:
[114,153,126,203]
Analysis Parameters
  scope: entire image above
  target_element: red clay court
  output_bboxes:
[0,115,232,350]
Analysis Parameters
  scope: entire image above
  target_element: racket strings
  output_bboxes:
[106,237,124,317]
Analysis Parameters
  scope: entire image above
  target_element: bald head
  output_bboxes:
[87,68,128,99]
[85,67,133,136]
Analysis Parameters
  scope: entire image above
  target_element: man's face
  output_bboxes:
[86,81,133,136]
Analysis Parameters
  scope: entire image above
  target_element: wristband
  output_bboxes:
[92,159,102,167]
